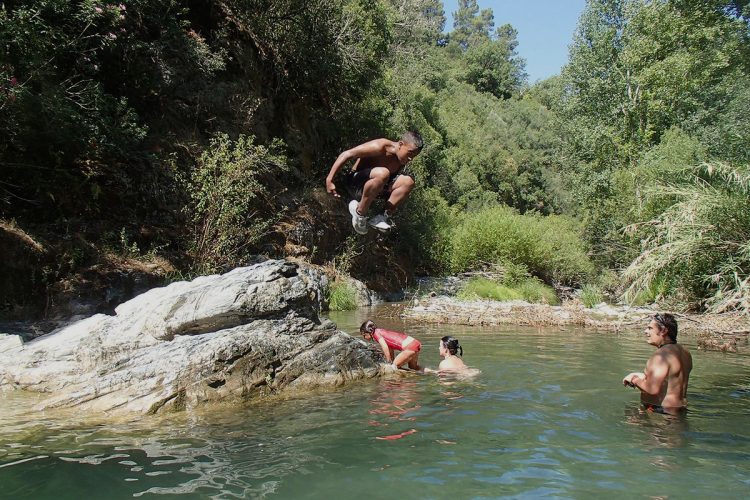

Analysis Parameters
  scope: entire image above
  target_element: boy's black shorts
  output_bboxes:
[344,168,412,200]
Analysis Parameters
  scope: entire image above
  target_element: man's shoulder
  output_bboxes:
[657,344,691,364]
[372,138,397,151]
[351,138,394,158]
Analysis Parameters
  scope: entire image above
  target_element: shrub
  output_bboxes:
[188,134,288,272]
[447,205,594,286]
[623,162,750,313]
[457,277,523,302]
[327,281,357,311]
[516,278,559,305]
[580,284,605,308]
[457,276,559,304]
[396,187,456,272]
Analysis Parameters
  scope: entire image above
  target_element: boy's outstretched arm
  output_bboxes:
[325,139,388,197]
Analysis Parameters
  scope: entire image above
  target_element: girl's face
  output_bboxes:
[439,342,447,357]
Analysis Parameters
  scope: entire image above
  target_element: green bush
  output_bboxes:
[396,187,456,272]
[516,278,560,305]
[457,277,522,302]
[447,205,594,286]
[457,276,559,305]
[580,284,605,308]
[188,134,288,272]
[623,162,750,313]
[327,281,357,311]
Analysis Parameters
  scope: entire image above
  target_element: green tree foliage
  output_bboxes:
[387,0,446,51]
[557,0,750,274]
[0,0,393,219]
[464,24,526,98]
[435,85,560,213]
[451,0,494,48]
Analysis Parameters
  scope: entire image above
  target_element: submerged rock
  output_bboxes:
[0,259,381,415]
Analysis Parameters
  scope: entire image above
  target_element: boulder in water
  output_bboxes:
[0,259,381,415]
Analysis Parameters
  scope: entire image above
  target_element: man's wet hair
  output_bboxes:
[360,320,376,334]
[653,313,678,342]
[401,130,424,151]
[441,335,463,356]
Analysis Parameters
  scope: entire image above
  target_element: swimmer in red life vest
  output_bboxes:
[360,320,422,371]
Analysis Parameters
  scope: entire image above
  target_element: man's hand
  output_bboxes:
[326,178,339,198]
[623,372,643,387]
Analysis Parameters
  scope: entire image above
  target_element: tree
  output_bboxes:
[387,0,446,52]
[464,23,526,98]
[451,0,494,49]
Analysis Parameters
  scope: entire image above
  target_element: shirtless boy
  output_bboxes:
[325,131,423,234]
[623,313,693,414]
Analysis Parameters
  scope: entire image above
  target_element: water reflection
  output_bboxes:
[367,378,421,443]
[623,403,691,451]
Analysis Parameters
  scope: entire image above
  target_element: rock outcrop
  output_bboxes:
[0,260,381,415]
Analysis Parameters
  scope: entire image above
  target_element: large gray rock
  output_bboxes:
[0,260,381,415]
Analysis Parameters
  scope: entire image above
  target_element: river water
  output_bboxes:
[1,307,749,499]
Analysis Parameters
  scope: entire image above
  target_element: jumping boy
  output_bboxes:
[325,131,424,234]
[360,320,422,371]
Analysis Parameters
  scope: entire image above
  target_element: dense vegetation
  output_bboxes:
[1,0,748,316]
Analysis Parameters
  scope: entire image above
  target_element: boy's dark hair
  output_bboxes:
[441,335,463,356]
[360,320,376,334]
[401,130,424,151]
[654,313,678,342]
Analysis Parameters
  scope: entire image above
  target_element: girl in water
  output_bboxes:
[360,320,422,371]
[425,336,469,374]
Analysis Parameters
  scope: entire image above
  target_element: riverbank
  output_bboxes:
[401,296,749,352]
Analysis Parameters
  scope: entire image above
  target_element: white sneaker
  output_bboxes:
[348,200,369,235]
[368,213,393,232]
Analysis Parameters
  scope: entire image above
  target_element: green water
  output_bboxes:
[2,308,749,499]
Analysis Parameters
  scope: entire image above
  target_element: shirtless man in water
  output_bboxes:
[623,313,693,414]
[325,131,423,234]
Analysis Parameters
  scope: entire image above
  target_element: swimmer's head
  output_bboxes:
[652,312,678,342]
[360,320,376,338]
[440,336,463,356]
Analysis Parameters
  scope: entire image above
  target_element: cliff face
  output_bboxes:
[0,259,383,415]
[0,1,396,320]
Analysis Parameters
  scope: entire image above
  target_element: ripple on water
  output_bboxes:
[2,323,750,498]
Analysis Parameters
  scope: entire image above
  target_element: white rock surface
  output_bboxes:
[0,260,380,415]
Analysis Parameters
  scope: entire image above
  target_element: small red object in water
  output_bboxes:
[375,428,417,440]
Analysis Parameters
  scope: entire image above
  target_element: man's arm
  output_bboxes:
[627,354,669,396]
[325,139,388,197]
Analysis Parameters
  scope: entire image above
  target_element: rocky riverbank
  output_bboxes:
[403,296,749,352]
[0,260,383,416]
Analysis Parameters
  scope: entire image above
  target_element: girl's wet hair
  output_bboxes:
[441,336,463,356]
[360,320,376,334]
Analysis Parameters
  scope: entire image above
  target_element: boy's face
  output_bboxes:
[396,141,421,165]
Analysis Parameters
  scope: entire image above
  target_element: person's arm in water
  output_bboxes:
[623,353,669,395]
[325,139,388,198]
